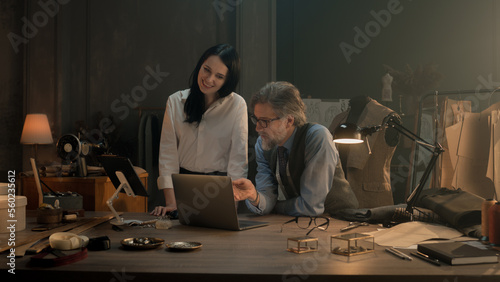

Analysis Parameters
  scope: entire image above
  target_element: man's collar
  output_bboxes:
[281,127,297,151]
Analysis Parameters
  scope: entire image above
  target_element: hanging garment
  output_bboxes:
[445,102,500,199]
[438,99,472,189]
[138,113,164,209]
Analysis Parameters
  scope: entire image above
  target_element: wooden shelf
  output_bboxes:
[20,173,148,212]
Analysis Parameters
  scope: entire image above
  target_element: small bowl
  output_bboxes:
[120,237,165,250]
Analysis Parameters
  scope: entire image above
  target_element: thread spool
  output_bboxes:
[489,202,500,246]
[482,199,497,241]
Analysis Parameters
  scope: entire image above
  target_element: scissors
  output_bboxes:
[340,221,369,232]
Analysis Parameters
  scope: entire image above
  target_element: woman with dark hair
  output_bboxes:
[151,44,248,216]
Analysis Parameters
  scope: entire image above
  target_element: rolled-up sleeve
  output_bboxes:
[157,96,180,190]
[227,97,248,181]
[245,138,278,215]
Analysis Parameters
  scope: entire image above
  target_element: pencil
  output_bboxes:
[411,252,441,266]
[385,248,413,261]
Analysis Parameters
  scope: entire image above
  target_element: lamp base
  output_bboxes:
[393,206,442,224]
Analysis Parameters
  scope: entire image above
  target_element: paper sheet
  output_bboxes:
[444,111,496,198]
[303,99,321,124]
[458,112,490,159]
[303,99,345,127]
[487,113,495,182]
[495,112,500,198]
[488,110,500,198]
[367,221,464,248]
[318,101,343,127]
[445,122,462,170]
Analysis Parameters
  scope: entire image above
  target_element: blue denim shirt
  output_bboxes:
[246,124,339,216]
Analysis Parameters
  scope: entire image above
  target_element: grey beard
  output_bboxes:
[261,138,278,151]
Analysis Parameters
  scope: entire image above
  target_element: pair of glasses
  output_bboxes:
[280,216,330,236]
[250,114,281,128]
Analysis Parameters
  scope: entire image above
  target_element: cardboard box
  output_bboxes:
[0,195,27,233]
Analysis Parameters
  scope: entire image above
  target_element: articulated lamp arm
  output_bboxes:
[384,114,445,215]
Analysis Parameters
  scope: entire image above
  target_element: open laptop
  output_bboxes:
[172,174,268,231]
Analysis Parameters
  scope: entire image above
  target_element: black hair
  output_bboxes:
[184,44,240,124]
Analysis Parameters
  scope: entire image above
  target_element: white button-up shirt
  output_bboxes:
[157,89,248,189]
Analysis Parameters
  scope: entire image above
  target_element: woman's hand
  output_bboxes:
[150,204,177,216]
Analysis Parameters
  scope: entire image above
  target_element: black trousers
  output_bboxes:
[179,167,227,176]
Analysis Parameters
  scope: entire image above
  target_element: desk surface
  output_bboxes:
[1,212,499,282]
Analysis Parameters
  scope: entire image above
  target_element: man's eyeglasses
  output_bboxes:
[250,115,281,128]
[280,216,330,236]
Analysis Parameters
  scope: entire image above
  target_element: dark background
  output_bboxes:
[2,0,499,207]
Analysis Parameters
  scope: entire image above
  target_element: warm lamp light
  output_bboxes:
[20,113,54,160]
[332,123,364,144]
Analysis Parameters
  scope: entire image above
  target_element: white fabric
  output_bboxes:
[49,232,89,250]
[157,89,248,189]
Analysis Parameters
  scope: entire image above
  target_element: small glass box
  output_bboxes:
[287,236,318,254]
[330,233,374,256]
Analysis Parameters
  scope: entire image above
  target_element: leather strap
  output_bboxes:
[30,248,88,267]
[87,236,111,251]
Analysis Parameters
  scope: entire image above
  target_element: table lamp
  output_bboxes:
[20,113,54,161]
[333,112,444,217]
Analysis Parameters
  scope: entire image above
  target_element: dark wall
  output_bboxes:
[16,0,238,167]
[276,0,500,203]
[3,0,500,204]
[61,0,237,160]
[3,0,242,209]
[277,0,499,100]
[0,0,24,182]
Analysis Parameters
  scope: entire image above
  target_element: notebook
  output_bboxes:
[172,174,268,231]
[417,241,499,265]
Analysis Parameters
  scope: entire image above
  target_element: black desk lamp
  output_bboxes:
[333,112,445,217]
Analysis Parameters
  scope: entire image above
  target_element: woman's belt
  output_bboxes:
[179,167,227,176]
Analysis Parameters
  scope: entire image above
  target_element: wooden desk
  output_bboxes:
[1,212,498,282]
[20,174,148,212]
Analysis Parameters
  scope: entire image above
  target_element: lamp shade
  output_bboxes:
[20,114,54,144]
[333,123,364,144]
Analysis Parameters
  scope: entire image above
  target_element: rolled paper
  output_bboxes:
[489,202,500,246]
[40,166,62,173]
[482,199,497,239]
